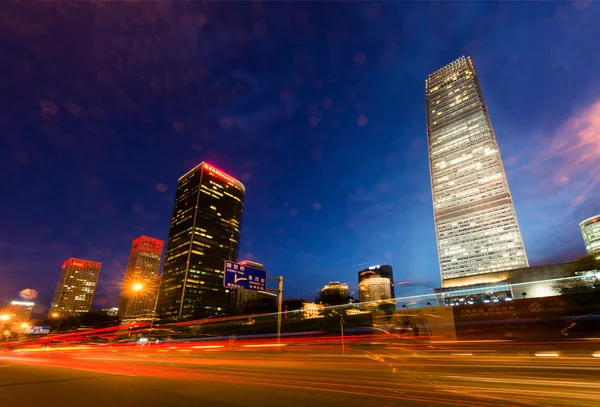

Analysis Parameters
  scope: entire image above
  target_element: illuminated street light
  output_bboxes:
[21,322,28,329]
[132,283,144,292]
[51,312,59,318]
[0,314,10,329]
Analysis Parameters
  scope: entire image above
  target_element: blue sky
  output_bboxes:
[1,2,599,315]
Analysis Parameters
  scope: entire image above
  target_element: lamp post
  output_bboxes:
[130,283,160,335]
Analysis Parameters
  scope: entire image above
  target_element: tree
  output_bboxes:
[553,274,600,295]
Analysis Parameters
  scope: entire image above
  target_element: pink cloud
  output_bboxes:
[539,100,600,206]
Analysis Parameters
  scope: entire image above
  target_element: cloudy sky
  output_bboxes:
[1,1,599,315]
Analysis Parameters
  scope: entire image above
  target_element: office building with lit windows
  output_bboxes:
[6,301,34,322]
[426,56,528,285]
[319,281,350,305]
[118,236,164,319]
[157,162,245,319]
[580,215,600,256]
[358,265,394,309]
[48,258,101,318]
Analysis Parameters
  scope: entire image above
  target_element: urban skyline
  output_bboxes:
[2,3,600,317]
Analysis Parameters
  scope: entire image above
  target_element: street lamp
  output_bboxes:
[0,314,10,329]
[130,283,160,334]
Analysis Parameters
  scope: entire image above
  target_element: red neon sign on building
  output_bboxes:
[202,163,238,185]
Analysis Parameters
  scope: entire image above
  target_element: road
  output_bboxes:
[1,347,599,407]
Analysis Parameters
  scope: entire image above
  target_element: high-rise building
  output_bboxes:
[319,281,349,305]
[580,215,600,255]
[426,56,528,284]
[359,277,392,308]
[118,236,164,319]
[6,301,34,322]
[49,258,101,318]
[157,162,245,319]
[358,265,395,298]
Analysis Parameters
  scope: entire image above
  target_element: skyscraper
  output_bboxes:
[358,265,395,309]
[157,162,245,319]
[49,258,101,318]
[118,236,164,319]
[426,56,528,283]
[580,215,600,255]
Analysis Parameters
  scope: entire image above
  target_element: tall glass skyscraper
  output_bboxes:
[157,162,245,319]
[426,56,528,283]
[118,236,164,319]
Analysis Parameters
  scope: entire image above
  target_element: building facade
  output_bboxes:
[580,215,600,255]
[302,302,324,319]
[358,265,395,303]
[6,301,34,322]
[118,236,164,319]
[319,281,349,305]
[49,258,101,318]
[157,162,245,319]
[426,56,528,283]
[434,255,600,305]
[359,277,393,309]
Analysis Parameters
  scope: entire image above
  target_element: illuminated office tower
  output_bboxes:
[118,236,164,319]
[358,265,394,310]
[48,258,101,318]
[157,162,245,319]
[426,56,528,283]
[580,215,600,255]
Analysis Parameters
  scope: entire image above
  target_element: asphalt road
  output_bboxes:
[1,348,599,407]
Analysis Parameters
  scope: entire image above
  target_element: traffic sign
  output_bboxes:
[26,326,50,335]
[224,261,267,291]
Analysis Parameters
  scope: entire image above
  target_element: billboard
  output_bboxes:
[25,326,50,335]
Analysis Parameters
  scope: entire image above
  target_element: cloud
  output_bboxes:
[543,100,600,206]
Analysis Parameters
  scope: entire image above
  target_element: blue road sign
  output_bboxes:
[26,326,50,335]
[224,261,267,291]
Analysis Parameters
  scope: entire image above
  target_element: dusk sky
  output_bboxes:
[1,2,600,316]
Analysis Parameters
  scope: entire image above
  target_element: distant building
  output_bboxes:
[359,277,393,310]
[157,162,245,319]
[234,289,277,314]
[118,236,164,319]
[100,307,119,317]
[426,56,528,283]
[7,301,34,322]
[302,302,324,319]
[49,258,101,318]
[434,255,600,305]
[580,215,600,255]
[319,281,349,305]
[358,265,395,308]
